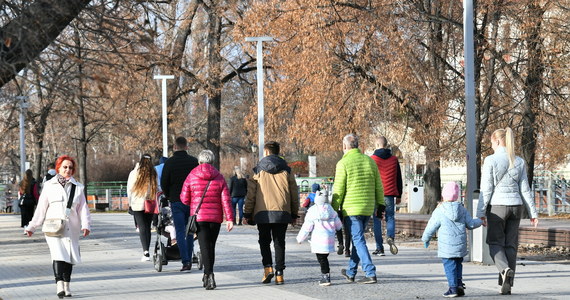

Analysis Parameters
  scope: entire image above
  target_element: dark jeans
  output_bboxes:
[231,197,245,223]
[171,201,194,265]
[133,210,153,252]
[20,204,35,228]
[487,205,523,274]
[442,257,463,288]
[336,215,351,251]
[316,253,330,274]
[53,260,73,282]
[197,222,221,274]
[257,223,288,271]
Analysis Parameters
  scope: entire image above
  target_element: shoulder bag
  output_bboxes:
[42,184,76,237]
[186,181,211,236]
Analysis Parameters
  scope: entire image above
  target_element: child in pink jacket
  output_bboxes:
[297,190,343,286]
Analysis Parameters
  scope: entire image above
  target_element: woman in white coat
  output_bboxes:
[127,154,158,262]
[26,155,91,298]
[476,128,539,295]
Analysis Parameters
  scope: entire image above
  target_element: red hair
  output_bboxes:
[55,155,77,176]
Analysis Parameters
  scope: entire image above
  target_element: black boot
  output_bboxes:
[202,273,208,287]
[206,273,216,290]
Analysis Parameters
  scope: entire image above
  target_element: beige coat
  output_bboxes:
[244,170,299,224]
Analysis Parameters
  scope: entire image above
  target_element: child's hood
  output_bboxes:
[311,203,336,221]
[441,201,463,222]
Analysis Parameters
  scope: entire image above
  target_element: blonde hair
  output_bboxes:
[131,154,158,198]
[491,127,516,169]
[234,166,245,179]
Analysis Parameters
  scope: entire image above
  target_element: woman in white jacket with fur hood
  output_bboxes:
[476,128,539,295]
[26,155,91,298]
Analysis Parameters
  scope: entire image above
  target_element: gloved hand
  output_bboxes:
[424,241,430,248]
[376,205,386,218]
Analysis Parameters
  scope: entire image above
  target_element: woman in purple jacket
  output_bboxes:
[180,150,234,290]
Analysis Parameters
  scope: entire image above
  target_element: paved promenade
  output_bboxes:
[1,213,569,299]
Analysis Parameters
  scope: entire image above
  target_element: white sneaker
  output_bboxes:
[141,251,150,261]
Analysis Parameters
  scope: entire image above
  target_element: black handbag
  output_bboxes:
[186,181,211,236]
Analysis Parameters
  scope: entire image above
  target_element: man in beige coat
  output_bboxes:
[244,141,299,285]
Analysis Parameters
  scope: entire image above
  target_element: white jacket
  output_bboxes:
[476,147,538,218]
[27,176,91,264]
[127,165,151,211]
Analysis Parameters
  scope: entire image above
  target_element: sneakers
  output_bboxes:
[443,287,458,298]
[319,273,331,286]
[275,270,284,285]
[341,269,354,283]
[180,263,192,272]
[500,268,514,295]
[337,244,344,255]
[344,250,351,257]
[151,226,157,232]
[457,282,465,296]
[262,266,274,284]
[387,237,398,255]
[357,276,377,284]
[141,251,150,262]
[372,249,385,256]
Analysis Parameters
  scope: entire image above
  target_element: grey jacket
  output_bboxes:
[476,147,538,218]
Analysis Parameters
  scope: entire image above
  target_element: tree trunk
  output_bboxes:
[520,2,544,184]
[204,4,222,169]
[420,139,441,214]
[0,0,91,87]
[74,27,88,185]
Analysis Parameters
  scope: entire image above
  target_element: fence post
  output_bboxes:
[547,175,554,216]
[106,189,111,211]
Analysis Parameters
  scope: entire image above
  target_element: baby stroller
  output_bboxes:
[153,193,202,272]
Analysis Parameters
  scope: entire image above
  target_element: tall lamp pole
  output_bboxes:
[17,96,29,176]
[154,75,175,158]
[245,36,273,160]
[463,0,478,261]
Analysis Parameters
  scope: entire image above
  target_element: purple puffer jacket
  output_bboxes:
[180,163,234,223]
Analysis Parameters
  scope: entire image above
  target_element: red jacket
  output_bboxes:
[180,163,234,223]
[371,149,402,197]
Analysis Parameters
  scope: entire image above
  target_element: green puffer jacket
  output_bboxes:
[332,148,384,216]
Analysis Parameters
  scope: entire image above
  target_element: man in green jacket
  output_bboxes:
[332,134,385,284]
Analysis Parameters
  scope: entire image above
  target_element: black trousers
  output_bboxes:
[197,222,221,274]
[133,210,153,252]
[20,204,35,227]
[257,223,288,271]
[316,253,330,274]
[336,215,351,251]
[53,260,73,282]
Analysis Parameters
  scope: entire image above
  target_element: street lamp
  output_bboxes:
[154,75,175,158]
[251,144,258,171]
[245,36,273,160]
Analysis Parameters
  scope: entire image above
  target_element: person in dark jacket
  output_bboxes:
[371,136,403,256]
[229,166,247,225]
[19,169,40,231]
[244,141,300,285]
[161,137,199,272]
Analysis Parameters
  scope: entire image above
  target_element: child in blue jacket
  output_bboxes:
[422,182,483,298]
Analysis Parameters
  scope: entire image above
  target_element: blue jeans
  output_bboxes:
[345,216,376,277]
[171,201,194,265]
[442,257,463,288]
[231,197,245,222]
[373,196,396,250]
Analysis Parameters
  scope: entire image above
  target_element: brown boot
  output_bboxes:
[275,270,284,285]
[262,266,274,284]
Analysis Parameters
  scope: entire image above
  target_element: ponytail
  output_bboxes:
[505,127,515,169]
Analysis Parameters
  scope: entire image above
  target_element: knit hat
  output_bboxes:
[441,182,459,201]
[311,183,321,192]
[314,190,328,206]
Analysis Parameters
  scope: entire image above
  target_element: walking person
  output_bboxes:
[332,134,384,284]
[371,136,402,256]
[422,182,483,297]
[161,137,199,271]
[180,150,234,290]
[297,189,343,286]
[19,169,40,231]
[25,155,91,298]
[229,166,247,225]
[127,154,159,262]
[41,163,57,191]
[476,127,539,295]
[244,141,300,285]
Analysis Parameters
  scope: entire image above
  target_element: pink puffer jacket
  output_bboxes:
[180,163,233,223]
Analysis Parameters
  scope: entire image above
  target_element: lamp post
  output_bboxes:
[245,36,273,160]
[16,96,29,176]
[251,144,258,171]
[154,75,175,158]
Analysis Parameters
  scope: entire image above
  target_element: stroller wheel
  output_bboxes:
[153,241,163,272]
